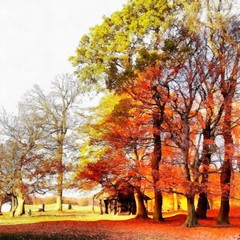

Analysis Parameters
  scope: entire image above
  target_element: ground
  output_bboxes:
[0,205,240,239]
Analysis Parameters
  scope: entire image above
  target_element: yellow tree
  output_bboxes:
[70,0,195,223]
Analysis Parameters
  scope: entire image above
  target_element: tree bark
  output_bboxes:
[151,112,164,221]
[184,196,199,227]
[134,188,148,219]
[56,140,64,211]
[0,201,3,215]
[196,127,212,219]
[99,200,104,214]
[217,160,231,225]
[153,190,164,221]
[196,192,209,219]
[10,193,25,217]
[182,119,199,227]
[11,187,25,217]
[216,40,239,225]
[104,200,109,214]
[10,196,17,217]
[217,194,230,225]
[56,191,62,211]
[217,101,233,225]
[217,84,234,225]
[15,196,25,216]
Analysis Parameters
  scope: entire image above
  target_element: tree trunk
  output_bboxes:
[217,160,231,225]
[0,201,3,215]
[114,200,117,215]
[11,189,25,217]
[217,194,230,225]
[10,196,17,217]
[99,200,104,214]
[184,196,199,227]
[104,200,109,214]
[216,42,239,225]
[56,192,62,211]
[196,192,209,219]
[56,140,64,211]
[196,127,212,219]
[15,196,25,216]
[134,188,148,219]
[151,112,164,221]
[181,118,198,227]
[153,190,164,221]
[217,110,233,225]
[217,91,234,225]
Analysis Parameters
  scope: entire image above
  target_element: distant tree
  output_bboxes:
[0,108,50,216]
[22,74,81,211]
[0,142,14,215]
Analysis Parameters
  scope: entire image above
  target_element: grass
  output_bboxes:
[0,204,133,225]
[0,205,240,239]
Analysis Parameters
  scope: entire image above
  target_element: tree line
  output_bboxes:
[70,0,240,227]
[0,74,81,216]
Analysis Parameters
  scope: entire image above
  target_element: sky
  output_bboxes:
[0,0,127,113]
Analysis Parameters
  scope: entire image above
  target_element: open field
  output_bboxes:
[0,206,240,239]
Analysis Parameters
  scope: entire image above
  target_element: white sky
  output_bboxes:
[0,0,126,113]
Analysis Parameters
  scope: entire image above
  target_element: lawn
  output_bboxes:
[0,205,240,239]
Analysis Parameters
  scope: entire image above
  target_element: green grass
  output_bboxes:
[25,204,93,213]
[0,204,133,225]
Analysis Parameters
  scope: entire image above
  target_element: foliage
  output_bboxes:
[0,74,82,215]
[71,0,240,227]
[75,93,152,195]
[0,0,239,229]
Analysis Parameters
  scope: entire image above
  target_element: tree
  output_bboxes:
[71,0,240,227]
[123,66,173,221]
[202,0,240,225]
[195,52,224,219]
[70,0,183,222]
[0,107,50,216]
[76,93,152,219]
[0,142,15,215]
[22,74,81,211]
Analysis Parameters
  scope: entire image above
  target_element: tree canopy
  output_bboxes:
[71,0,240,227]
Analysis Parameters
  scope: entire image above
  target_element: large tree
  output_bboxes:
[76,93,151,219]
[70,0,182,222]
[22,74,81,211]
[202,0,240,225]
[195,48,224,219]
